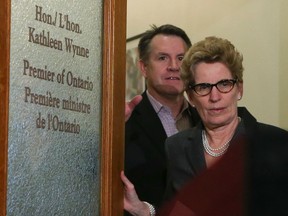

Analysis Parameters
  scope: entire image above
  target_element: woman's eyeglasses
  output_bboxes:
[188,79,238,96]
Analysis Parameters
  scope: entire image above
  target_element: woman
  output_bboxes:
[163,36,245,200]
[122,36,288,216]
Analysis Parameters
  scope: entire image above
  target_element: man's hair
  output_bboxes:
[138,24,192,64]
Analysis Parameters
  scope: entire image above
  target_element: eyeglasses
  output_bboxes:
[188,79,238,96]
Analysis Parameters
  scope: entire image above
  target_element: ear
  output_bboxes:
[186,91,195,106]
[138,60,148,78]
[237,82,243,100]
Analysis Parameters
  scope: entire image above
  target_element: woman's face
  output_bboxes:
[187,62,243,130]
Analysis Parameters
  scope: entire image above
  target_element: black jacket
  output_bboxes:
[162,107,288,215]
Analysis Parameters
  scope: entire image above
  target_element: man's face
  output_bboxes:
[140,34,188,98]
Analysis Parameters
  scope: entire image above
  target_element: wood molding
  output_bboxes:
[0,0,127,214]
[0,0,10,215]
[101,0,127,215]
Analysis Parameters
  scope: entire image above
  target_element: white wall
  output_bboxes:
[127,0,288,129]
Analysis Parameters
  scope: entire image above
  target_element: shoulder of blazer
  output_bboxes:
[165,124,206,174]
[135,92,158,114]
[128,92,159,120]
[165,126,200,155]
[125,91,167,142]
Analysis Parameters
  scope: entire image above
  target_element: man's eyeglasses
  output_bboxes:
[188,79,238,96]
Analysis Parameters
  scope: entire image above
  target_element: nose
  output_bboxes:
[168,59,180,72]
[209,86,221,102]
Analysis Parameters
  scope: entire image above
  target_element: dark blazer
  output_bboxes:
[125,91,200,208]
[163,107,288,215]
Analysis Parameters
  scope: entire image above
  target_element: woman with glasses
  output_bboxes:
[163,36,245,199]
[122,36,288,216]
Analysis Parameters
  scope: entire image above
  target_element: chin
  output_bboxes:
[206,117,227,126]
[158,85,183,95]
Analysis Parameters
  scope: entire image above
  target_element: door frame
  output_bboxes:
[101,0,126,215]
[0,0,127,215]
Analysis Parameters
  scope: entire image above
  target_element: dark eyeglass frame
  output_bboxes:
[188,79,238,96]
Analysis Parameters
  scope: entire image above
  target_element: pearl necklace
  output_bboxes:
[202,117,241,157]
[202,130,232,157]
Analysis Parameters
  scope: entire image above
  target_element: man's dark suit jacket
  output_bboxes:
[124,91,200,209]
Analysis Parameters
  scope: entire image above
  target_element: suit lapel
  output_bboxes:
[184,125,207,174]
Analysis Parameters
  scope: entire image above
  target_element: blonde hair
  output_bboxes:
[181,36,244,89]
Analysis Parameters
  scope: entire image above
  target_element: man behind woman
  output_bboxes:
[124,24,200,215]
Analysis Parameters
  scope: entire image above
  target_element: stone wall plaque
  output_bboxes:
[7,1,103,215]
